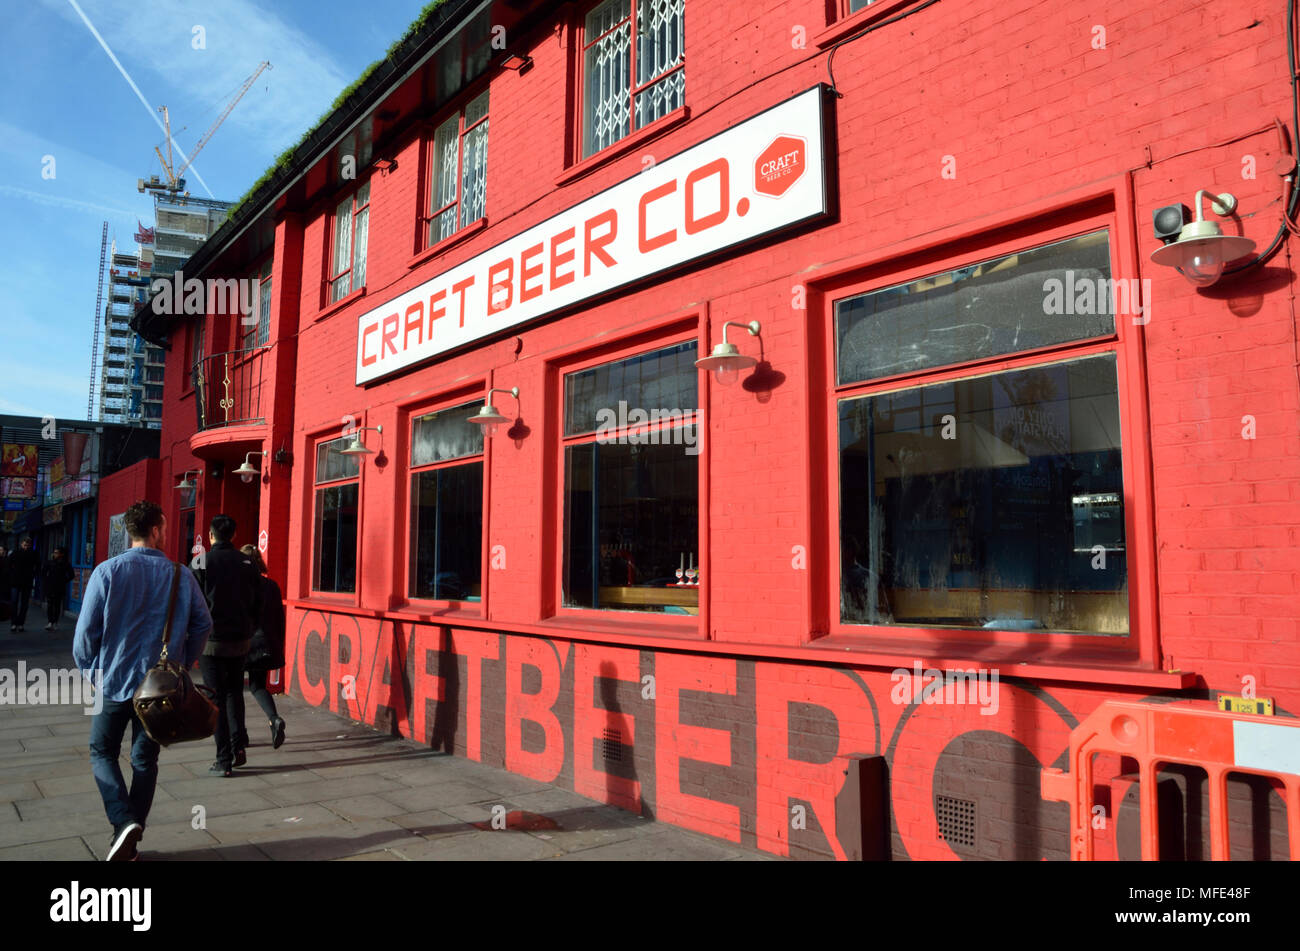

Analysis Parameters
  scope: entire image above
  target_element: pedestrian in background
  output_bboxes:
[9,536,38,633]
[74,500,212,861]
[191,514,260,777]
[43,546,76,631]
[240,545,287,750]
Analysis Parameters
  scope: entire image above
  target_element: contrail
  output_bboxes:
[66,0,215,197]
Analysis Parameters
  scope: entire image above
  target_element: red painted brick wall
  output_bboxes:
[150,0,1300,858]
[94,458,160,565]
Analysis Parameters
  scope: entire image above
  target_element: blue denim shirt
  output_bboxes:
[73,546,214,702]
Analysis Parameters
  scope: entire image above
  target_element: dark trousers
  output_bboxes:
[10,585,31,627]
[247,669,280,722]
[89,698,160,831]
[46,589,66,624]
[198,654,247,767]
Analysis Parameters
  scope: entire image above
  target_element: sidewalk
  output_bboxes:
[0,622,771,861]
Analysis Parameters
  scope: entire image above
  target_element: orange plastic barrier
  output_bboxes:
[1041,699,1300,860]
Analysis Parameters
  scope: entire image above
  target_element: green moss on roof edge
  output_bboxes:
[223,0,450,221]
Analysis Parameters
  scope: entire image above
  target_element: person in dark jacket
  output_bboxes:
[9,536,38,633]
[191,514,260,777]
[240,545,287,749]
[42,547,76,631]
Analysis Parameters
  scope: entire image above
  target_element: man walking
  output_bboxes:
[192,514,260,777]
[42,546,76,631]
[74,500,212,861]
[9,536,38,633]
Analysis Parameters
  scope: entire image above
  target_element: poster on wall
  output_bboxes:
[2,477,36,500]
[1,444,38,478]
[106,513,130,560]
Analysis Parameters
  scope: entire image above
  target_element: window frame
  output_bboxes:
[241,258,273,349]
[326,179,372,305]
[820,201,1158,665]
[308,428,364,601]
[551,321,706,632]
[402,392,490,615]
[814,0,928,48]
[575,0,687,162]
[419,84,491,253]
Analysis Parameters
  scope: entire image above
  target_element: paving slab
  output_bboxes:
[318,795,411,822]
[0,835,97,861]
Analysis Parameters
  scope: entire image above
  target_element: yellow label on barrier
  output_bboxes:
[1218,695,1274,716]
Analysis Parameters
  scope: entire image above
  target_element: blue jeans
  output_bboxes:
[89,698,160,830]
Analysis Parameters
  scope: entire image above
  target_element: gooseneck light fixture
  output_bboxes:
[233,451,269,483]
[696,320,762,385]
[1150,190,1256,287]
[174,469,201,490]
[468,387,519,438]
[338,425,383,456]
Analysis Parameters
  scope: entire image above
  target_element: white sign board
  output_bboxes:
[355,86,830,384]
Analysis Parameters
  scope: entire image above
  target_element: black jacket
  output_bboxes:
[247,575,286,670]
[42,557,75,593]
[192,541,261,655]
[8,548,37,588]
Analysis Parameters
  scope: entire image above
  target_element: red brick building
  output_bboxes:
[119,0,1300,859]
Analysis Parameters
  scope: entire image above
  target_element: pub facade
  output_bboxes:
[125,0,1300,859]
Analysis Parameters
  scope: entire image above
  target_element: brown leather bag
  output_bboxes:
[132,562,218,746]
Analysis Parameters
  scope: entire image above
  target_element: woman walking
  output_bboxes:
[240,545,286,749]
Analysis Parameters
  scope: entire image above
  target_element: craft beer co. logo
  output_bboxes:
[754,135,806,198]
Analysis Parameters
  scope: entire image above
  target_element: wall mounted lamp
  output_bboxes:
[174,469,201,490]
[695,320,761,385]
[1150,190,1256,287]
[233,451,268,483]
[372,157,397,172]
[467,387,519,437]
[338,425,383,456]
[501,53,532,71]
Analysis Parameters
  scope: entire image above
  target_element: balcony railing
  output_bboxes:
[192,346,270,431]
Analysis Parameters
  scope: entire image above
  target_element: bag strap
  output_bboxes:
[158,562,182,662]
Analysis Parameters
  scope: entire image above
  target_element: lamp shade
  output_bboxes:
[62,431,89,477]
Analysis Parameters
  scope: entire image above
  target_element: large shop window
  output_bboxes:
[427,90,489,246]
[562,340,700,615]
[580,0,685,159]
[328,181,370,303]
[312,436,360,593]
[409,401,485,602]
[836,230,1130,636]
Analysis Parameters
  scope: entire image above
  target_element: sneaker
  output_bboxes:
[107,822,143,861]
[270,717,286,750]
[208,762,233,778]
[232,748,247,768]
[44,623,53,631]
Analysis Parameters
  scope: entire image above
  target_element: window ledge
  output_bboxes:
[814,0,926,48]
[810,632,1193,689]
[407,217,487,270]
[313,286,367,324]
[555,106,691,188]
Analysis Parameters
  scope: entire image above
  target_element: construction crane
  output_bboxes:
[87,221,108,421]
[140,60,272,196]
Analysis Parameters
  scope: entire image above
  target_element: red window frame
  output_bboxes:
[817,193,1159,668]
[420,86,490,251]
[327,181,371,304]
[550,317,707,634]
[576,0,686,161]
[308,427,364,603]
[402,392,490,616]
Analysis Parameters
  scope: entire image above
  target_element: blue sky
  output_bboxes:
[0,0,433,420]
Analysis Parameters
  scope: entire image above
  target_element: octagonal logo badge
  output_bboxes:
[754,134,807,198]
